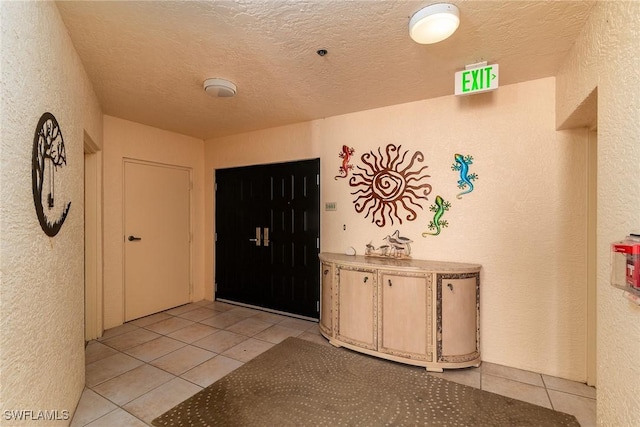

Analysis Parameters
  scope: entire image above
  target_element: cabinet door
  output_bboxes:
[319,262,333,336]
[438,274,479,362]
[379,273,431,361]
[336,267,376,350]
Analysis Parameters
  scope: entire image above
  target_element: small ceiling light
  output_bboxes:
[203,78,237,98]
[409,3,460,44]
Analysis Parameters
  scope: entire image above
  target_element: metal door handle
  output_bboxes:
[128,235,142,241]
[250,227,269,246]
[447,283,454,291]
[252,227,261,246]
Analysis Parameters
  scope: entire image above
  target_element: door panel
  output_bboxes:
[267,162,320,316]
[124,161,191,321]
[215,168,267,306]
[215,159,320,318]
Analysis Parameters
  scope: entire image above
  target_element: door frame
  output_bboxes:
[84,133,103,340]
[122,158,194,320]
[587,129,597,386]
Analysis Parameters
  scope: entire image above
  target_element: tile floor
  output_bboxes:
[72,300,596,426]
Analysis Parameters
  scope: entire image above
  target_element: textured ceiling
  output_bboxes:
[56,1,595,140]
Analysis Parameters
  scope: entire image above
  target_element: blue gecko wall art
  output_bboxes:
[452,153,478,199]
[422,195,451,236]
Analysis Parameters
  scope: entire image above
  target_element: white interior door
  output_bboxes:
[124,160,191,321]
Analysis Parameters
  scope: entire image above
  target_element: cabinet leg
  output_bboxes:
[426,367,443,373]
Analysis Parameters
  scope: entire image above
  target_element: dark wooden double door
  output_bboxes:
[215,159,320,318]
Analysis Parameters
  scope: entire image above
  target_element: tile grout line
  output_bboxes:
[540,374,555,410]
[99,313,297,390]
[79,398,152,427]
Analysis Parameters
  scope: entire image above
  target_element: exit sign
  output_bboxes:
[455,63,499,96]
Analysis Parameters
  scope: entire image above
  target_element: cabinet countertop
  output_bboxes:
[319,253,481,273]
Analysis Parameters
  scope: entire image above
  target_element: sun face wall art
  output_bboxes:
[348,143,432,227]
[333,142,480,252]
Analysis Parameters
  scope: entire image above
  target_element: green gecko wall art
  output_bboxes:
[452,153,478,199]
[422,195,451,236]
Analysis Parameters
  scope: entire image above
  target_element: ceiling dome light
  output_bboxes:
[203,78,237,98]
[409,3,460,44]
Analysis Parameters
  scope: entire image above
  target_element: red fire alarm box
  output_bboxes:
[611,236,640,293]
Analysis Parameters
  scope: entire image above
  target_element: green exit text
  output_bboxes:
[461,67,494,92]
[454,64,499,96]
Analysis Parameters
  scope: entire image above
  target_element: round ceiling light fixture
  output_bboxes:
[203,78,237,98]
[409,3,460,44]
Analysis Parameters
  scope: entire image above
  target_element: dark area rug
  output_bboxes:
[152,337,580,426]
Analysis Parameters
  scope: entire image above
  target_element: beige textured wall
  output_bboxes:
[103,116,204,329]
[557,2,640,425]
[203,122,321,300]
[205,77,588,381]
[320,78,587,381]
[0,2,103,425]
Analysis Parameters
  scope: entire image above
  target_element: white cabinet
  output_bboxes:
[319,253,481,371]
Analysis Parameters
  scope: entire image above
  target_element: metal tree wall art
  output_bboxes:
[452,153,478,199]
[334,145,355,180]
[349,144,432,227]
[32,112,71,236]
